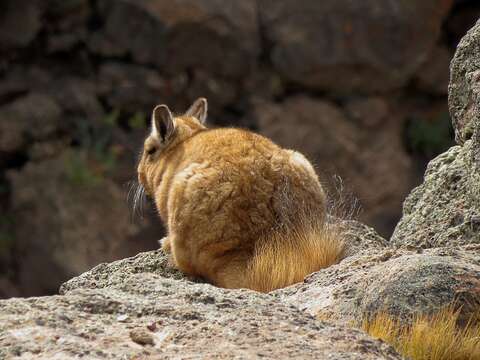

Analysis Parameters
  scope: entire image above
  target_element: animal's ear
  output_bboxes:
[185,97,208,124]
[152,104,175,142]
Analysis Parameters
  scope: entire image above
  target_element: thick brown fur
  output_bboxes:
[137,98,344,292]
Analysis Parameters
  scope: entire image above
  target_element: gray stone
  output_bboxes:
[276,245,480,326]
[338,220,388,257]
[60,250,184,294]
[1,273,401,359]
[391,143,480,248]
[260,0,453,93]
[449,19,480,143]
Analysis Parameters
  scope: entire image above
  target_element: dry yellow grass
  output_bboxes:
[247,221,345,292]
[362,306,480,360]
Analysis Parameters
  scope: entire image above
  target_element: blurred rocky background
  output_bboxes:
[0,0,478,298]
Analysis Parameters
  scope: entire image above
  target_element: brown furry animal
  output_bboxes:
[137,98,344,292]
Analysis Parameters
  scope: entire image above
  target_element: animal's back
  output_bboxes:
[166,127,336,291]
[138,99,344,292]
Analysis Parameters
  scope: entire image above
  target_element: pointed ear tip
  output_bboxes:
[153,104,173,119]
[153,104,169,112]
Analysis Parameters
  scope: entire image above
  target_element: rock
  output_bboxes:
[0,0,43,50]
[49,78,104,120]
[253,95,414,236]
[6,151,147,296]
[0,93,63,153]
[0,273,401,359]
[391,143,480,248]
[60,250,183,294]
[338,220,388,257]
[97,62,167,113]
[345,97,389,129]
[276,245,480,326]
[91,0,259,77]
[449,19,480,143]
[260,0,453,93]
[129,328,155,346]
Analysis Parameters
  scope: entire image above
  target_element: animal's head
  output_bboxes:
[137,97,208,195]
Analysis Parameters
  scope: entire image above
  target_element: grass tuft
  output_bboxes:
[362,306,480,360]
[247,220,345,292]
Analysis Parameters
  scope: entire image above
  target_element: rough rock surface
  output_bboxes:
[60,250,184,294]
[0,274,401,359]
[260,0,453,92]
[276,244,480,325]
[391,143,480,248]
[337,220,388,257]
[449,19,480,143]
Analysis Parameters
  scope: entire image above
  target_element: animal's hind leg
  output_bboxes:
[209,253,250,290]
[169,232,197,276]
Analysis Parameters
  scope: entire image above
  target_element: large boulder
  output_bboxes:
[391,143,480,248]
[260,0,453,93]
[90,0,259,77]
[449,19,480,143]
[276,245,480,326]
[1,274,401,359]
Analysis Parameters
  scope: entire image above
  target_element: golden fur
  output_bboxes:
[137,98,344,292]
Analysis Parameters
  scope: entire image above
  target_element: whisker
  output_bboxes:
[125,180,147,222]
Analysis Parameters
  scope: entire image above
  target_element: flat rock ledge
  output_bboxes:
[1,270,400,359]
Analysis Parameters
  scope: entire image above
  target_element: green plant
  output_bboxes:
[407,113,455,158]
[68,109,126,185]
[102,109,121,127]
[128,111,147,129]
[64,150,102,187]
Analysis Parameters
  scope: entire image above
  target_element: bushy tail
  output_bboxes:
[246,220,345,293]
